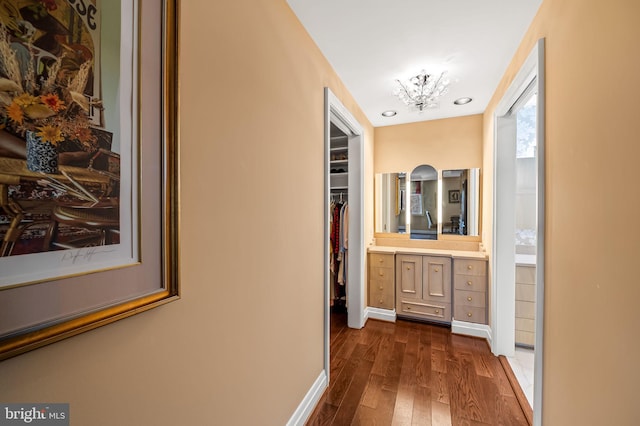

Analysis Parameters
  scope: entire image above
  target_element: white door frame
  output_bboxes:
[492,38,545,425]
[323,88,365,376]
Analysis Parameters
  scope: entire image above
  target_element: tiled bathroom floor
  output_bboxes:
[507,347,535,407]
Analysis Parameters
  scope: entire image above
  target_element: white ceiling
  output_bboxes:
[286,0,542,127]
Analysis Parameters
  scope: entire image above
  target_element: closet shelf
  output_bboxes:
[331,186,348,190]
[330,172,348,176]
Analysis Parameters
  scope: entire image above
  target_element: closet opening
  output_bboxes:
[329,123,349,313]
[323,88,364,384]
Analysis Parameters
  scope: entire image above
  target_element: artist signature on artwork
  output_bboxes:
[61,247,116,264]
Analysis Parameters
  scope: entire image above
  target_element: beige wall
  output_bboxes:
[374,114,483,173]
[2,1,639,425]
[0,1,374,425]
[374,115,483,249]
[483,0,640,424]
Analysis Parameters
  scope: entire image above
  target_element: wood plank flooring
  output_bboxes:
[306,311,528,426]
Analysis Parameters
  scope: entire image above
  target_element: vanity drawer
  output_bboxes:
[370,266,394,282]
[369,288,394,309]
[454,290,486,308]
[369,279,395,309]
[367,253,395,310]
[454,259,487,276]
[398,301,451,322]
[454,274,487,292]
[369,253,394,269]
[454,305,486,324]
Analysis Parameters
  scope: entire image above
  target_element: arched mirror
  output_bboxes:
[409,164,438,240]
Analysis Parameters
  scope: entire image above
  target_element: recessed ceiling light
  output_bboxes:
[454,97,473,105]
[381,110,397,117]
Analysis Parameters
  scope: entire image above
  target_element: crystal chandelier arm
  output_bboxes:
[394,70,449,111]
[395,79,415,104]
[432,73,444,94]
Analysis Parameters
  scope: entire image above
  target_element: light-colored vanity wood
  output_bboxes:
[368,253,395,309]
[367,246,488,327]
[396,254,452,323]
[452,258,488,324]
[515,263,536,346]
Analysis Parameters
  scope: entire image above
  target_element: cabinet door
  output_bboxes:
[422,256,451,303]
[396,255,422,301]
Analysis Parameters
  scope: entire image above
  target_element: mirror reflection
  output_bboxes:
[442,169,480,236]
[375,172,407,233]
[375,168,480,238]
[410,164,438,240]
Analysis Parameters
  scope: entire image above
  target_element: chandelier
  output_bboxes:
[394,71,450,112]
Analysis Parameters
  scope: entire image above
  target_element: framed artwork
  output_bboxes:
[449,189,460,203]
[0,0,179,360]
[410,194,423,215]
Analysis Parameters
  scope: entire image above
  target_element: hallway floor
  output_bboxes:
[306,312,528,425]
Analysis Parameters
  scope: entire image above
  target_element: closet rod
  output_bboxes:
[330,192,348,202]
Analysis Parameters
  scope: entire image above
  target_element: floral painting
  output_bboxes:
[0,0,138,288]
[0,0,175,361]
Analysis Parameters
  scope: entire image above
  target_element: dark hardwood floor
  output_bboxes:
[306,311,528,426]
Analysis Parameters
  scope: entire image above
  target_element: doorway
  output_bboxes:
[493,39,545,425]
[323,88,365,381]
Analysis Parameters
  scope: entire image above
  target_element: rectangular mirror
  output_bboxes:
[374,172,407,233]
[442,168,480,236]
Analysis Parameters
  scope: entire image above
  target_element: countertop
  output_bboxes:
[368,245,488,260]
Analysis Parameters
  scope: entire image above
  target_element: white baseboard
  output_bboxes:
[364,307,396,323]
[451,319,492,346]
[286,370,327,426]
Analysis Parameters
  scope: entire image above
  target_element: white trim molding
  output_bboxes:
[451,319,492,346]
[324,87,366,331]
[364,307,397,323]
[323,87,366,388]
[492,38,545,426]
[286,371,328,426]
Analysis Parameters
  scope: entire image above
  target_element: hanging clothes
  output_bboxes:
[329,199,348,304]
[337,202,348,286]
[329,201,336,303]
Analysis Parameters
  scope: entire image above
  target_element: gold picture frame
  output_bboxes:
[0,0,180,361]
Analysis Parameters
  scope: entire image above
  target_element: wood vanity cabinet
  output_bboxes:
[453,258,488,324]
[367,253,395,309]
[395,254,452,323]
[367,248,489,326]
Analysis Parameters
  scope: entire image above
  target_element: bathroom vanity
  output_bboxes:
[370,164,488,332]
[368,246,488,326]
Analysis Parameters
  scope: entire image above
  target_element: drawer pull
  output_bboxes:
[467,312,473,317]
[434,268,439,272]
[407,267,411,270]
[379,299,383,303]
[467,281,472,286]
[379,272,384,276]
[379,285,383,290]
[468,265,473,270]
[467,296,472,301]
[406,306,411,310]
[379,258,384,263]
[435,309,440,314]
